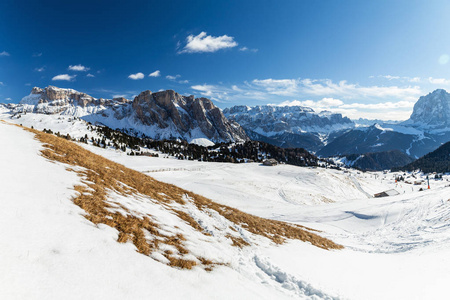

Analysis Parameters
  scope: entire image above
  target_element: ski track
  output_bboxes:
[349,174,372,198]
[252,255,339,300]
[331,190,450,253]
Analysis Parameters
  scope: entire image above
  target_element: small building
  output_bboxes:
[263,158,278,166]
[374,189,400,198]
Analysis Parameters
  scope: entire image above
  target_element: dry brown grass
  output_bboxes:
[225,234,250,248]
[16,124,342,269]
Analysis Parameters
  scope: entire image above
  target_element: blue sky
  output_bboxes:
[1,0,450,120]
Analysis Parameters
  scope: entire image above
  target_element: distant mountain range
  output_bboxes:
[318,89,450,158]
[223,105,354,151]
[6,86,248,145]
[2,86,450,171]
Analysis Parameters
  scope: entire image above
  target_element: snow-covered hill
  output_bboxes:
[0,120,339,299]
[2,118,450,299]
[6,86,248,145]
[81,131,450,300]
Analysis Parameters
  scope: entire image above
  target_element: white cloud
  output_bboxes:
[375,75,421,83]
[296,79,422,101]
[179,32,238,54]
[86,73,95,78]
[239,46,258,52]
[166,74,181,81]
[52,74,76,81]
[191,84,216,97]
[252,79,299,96]
[34,67,45,72]
[5,97,12,101]
[190,84,230,101]
[428,77,450,85]
[379,75,400,80]
[276,98,414,120]
[221,78,423,102]
[68,64,90,71]
[149,70,161,77]
[319,97,345,107]
[0,82,4,86]
[278,98,343,109]
[128,72,145,80]
[32,52,42,57]
[0,51,10,56]
[179,80,189,84]
[189,77,425,120]
[190,83,267,102]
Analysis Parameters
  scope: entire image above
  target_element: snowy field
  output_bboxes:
[2,115,450,299]
[0,121,311,300]
[83,136,450,300]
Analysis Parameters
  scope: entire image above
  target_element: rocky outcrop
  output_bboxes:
[20,86,130,110]
[12,86,248,144]
[406,89,450,128]
[223,105,354,151]
[132,90,248,142]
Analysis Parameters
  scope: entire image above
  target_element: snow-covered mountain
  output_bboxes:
[333,150,414,171]
[223,105,354,151]
[404,89,450,129]
[319,89,450,158]
[8,86,248,145]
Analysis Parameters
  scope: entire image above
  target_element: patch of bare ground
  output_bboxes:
[18,124,342,270]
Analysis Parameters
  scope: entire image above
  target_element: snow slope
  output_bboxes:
[3,117,450,299]
[0,121,342,299]
[83,142,450,300]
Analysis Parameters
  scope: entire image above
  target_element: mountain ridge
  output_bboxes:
[223,104,354,152]
[393,141,450,173]
[9,86,248,144]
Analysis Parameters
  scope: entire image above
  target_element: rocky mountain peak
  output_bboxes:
[31,87,44,94]
[224,104,354,135]
[21,86,95,106]
[132,89,248,142]
[20,86,130,110]
[11,86,247,144]
[408,89,450,128]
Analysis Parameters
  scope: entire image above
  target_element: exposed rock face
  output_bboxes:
[407,89,450,128]
[19,86,130,114]
[318,89,450,159]
[223,105,354,151]
[132,90,248,142]
[12,86,248,144]
[224,105,353,134]
[24,86,96,106]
